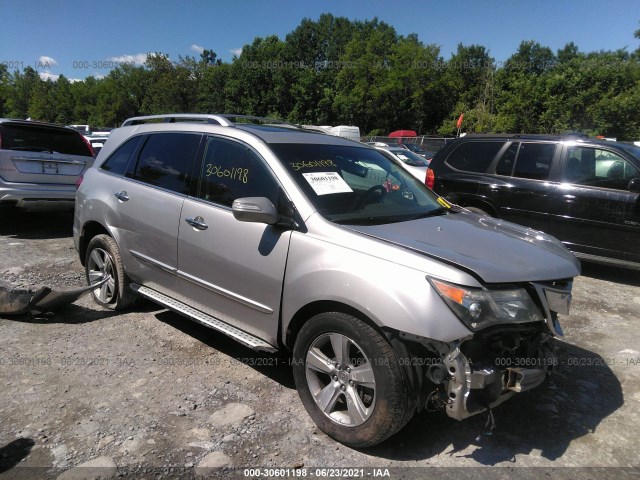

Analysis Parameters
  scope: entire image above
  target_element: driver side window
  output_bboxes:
[197,136,280,208]
[564,146,638,190]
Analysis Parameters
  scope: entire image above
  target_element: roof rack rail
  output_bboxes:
[463,132,591,140]
[121,113,297,128]
[121,114,234,127]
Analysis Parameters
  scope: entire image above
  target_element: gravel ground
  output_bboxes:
[0,209,639,480]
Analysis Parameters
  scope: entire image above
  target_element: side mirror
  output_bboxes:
[232,197,280,225]
[629,178,640,193]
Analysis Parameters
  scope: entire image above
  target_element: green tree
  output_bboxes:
[27,77,53,121]
[436,44,496,134]
[333,18,402,132]
[50,75,75,124]
[492,41,556,133]
[283,14,359,124]
[5,67,40,119]
[70,76,99,125]
[0,64,9,117]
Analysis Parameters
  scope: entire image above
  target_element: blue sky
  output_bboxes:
[1,0,638,81]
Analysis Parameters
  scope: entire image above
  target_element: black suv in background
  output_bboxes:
[427,134,640,269]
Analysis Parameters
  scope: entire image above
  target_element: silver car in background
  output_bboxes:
[0,119,95,210]
[74,114,580,447]
[376,146,431,181]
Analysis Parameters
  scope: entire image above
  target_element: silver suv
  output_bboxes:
[0,119,95,210]
[74,114,580,447]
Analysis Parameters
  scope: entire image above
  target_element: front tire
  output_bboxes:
[85,234,138,310]
[292,312,412,448]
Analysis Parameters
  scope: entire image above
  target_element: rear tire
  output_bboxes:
[85,234,138,310]
[292,312,412,448]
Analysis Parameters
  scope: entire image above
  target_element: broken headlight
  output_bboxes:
[429,278,543,331]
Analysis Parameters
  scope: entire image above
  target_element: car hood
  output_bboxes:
[346,211,581,283]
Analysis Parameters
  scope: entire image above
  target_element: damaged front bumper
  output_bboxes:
[442,342,555,420]
[0,278,106,315]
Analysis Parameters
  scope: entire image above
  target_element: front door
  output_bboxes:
[177,136,292,345]
[549,144,640,263]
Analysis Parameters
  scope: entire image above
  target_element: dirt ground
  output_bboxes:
[1,209,639,480]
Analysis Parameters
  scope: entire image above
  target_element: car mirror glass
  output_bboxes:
[628,178,640,193]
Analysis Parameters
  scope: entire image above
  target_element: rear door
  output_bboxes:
[435,140,505,205]
[177,135,292,345]
[487,141,559,232]
[0,123,94,184]
[111,132,202,296]
[549,144,640,263]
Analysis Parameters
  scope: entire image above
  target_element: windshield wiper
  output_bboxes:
[409,207,450,220]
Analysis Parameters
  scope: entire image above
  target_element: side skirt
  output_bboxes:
[131,283,278,353]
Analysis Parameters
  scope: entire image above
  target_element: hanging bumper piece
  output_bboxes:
[0,278,106,315]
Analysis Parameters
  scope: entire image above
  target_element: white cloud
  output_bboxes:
[38,55,58,67]
[39,71,59,81]
[108,53,148,65]
[94,74,105,80]
[190,44,204,54]
[230,48,243,57]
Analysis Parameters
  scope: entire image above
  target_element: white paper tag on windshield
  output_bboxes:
[302,172,353,195]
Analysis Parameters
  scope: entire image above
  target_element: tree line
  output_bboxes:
[1,14,639,139]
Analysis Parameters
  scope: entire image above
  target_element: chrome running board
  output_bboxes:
[131,284,277,353]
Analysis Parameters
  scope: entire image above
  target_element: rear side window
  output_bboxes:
[495,143,518,176]
[445,141,505,173]
[0,124,93,157]
[100,136,142,176]
[511,143,555,180]
[131,133,201,194]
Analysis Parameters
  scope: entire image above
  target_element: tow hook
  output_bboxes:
[505,367,551,393]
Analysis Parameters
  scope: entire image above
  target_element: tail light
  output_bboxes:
[80,135,96,157]
[75,174,84,190]
[425,168,435,189]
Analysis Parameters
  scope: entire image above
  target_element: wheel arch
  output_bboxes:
[284,300,384,352]
[454,195,498,217]
[78,221,111,266]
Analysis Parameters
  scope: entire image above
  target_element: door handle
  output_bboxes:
[114,191,129,202]
[185,216,208,230]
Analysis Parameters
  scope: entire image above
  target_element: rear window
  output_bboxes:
[445,141,505,173]
[0,124,93,156]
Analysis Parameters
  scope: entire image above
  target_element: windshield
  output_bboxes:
[403,144,425,153]
[271,143,452,225]
[618,143,640,160]
[387,149,429,166]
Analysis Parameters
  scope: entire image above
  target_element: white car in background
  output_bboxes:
[376,146,430,181]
